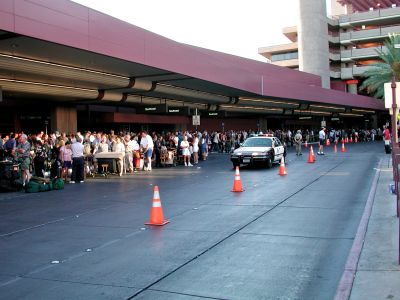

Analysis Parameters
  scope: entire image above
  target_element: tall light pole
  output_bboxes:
[393,44,400,147]
[391,75,398,147]
[394,44,400,265]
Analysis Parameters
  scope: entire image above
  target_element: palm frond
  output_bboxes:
[359,34,400,98]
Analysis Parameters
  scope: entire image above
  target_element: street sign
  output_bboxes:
[321,120,326,127]
[192,115,200,126]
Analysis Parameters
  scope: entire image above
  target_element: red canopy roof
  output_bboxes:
[0,0,385,111]
[337,0,400,11]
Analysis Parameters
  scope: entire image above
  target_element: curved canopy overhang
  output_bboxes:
[0,0,385,118]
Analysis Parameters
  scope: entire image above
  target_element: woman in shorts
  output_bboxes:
[60,141,72,182]
[180,135,192,166]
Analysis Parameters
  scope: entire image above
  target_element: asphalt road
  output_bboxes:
[0,142,383,300]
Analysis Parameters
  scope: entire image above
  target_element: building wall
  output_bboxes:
[51,106,77,133]
[188,118,258,132]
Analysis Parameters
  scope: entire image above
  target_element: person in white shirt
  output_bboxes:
[131,137,140,172]
[212,132,219,153]
[287,130,292,147]
[192,134,199,164]
[318,127,326,155]
[70,136,85,183]
[113,136,125,176]
[140,131,154,171]
[123,134,134,173]
[180,135,192,166]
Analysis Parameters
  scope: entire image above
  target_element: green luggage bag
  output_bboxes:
[39,182,52,192]
[52,178,65,190]
[25,181,41,193]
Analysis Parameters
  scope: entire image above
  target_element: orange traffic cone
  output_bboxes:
[278,157,287,176]
[304,140,308,148]
[355,137,358,143]
[341,141,346,152]
[145,186,169,226]
[350,136,353,143]
[334,143,337,153]
[326,139,330,146]
[311,145,316,160]
[307,146,315,163]
[346,137,349,143]
[231,166,244,192]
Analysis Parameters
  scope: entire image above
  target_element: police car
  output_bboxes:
[230,135,286,168]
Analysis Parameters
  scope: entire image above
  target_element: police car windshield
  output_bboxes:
[242,138,272,147]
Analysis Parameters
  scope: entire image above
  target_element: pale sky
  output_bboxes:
[71,0,330,62]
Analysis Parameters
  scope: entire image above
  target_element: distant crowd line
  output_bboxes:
[0,127,384,186]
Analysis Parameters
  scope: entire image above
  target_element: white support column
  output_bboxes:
[298,0,331,89]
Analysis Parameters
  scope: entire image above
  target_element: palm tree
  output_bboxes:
[359,34,400,99]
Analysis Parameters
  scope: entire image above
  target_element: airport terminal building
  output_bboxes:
[0,0,386,134]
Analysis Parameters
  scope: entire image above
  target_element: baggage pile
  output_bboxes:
[25,176,64,193]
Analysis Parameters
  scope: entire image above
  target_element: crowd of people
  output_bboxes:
[0,127,386,187]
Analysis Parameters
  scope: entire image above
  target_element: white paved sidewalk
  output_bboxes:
[350,157,400,299]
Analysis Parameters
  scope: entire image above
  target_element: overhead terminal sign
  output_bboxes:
[168,106,190,115]
[200,110,226,118]
[136,104,167,114]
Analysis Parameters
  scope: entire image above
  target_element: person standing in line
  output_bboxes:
[15,134,31,186]
[318,127,326,155]
[384,126,391,141]
[123,134,134,173]
[287,129,293,147]
[294,130,303,156]
[371,128,376,141]
[4,133,16,157]
[112,136,125,176]
[212,131,220,153]
[131,135,140,172]
[70,136,85,183]
[201,132,208,161]
[192,133,199,165]
[140,131,154,171]
[60,141,72,182]
[180,135,192,166]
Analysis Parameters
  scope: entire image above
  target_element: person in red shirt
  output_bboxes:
[384,126,391,142]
